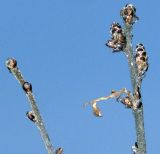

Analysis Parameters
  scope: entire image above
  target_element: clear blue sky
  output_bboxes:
[0,0,159,154]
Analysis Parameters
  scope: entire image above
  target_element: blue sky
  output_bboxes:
[0,0,159,154]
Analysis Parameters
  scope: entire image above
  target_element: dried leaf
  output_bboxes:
[92,102,102,117]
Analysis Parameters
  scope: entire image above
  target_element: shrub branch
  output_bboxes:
[124,24,146,154]
[6,58,55,154]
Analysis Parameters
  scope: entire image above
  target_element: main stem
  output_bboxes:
[124,25,146,154]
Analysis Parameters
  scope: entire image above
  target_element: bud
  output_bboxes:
[26,111,37,122]
[23,82,32,93]
[132,142,138,154]
[6,58,17,71]
[106,22,126,52]
[120,96,133,108]
[132,86,143,110]
[120,4,138,25]
[134,86,141,100]
[55,147,63,154]
[135,43,148,77]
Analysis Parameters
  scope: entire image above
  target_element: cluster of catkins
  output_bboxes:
[120,3,139,25]
[106,4,140,52]
[106,22,126,51]
[135,44,148,78]
[106,4,148,78]
[104,4,149,111]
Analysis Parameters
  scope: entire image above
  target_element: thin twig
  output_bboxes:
[6,58,54,154]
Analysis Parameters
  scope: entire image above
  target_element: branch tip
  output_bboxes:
[120,4,139,25]
[6,58,17,72]
[6,58,55,154]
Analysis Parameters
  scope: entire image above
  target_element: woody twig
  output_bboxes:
[6,58,57,154]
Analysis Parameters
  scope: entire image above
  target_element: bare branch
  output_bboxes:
[121,4,147,154]
[6,58,55,154]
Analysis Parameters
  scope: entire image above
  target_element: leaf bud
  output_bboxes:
[23,81,32,93]
[6,58,17,71]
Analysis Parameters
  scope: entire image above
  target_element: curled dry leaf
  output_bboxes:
[85,88,134,117]
[92,102,102,117]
